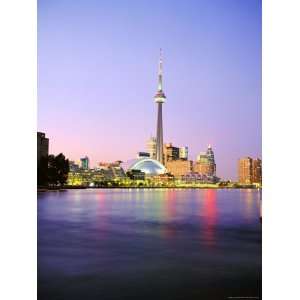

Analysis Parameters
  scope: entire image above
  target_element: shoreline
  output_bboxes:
[38,185,261,192]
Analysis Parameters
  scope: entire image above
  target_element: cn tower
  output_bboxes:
[154,49,166,164]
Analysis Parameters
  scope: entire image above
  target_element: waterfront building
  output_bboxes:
[194,160,215,176]
[111,166,126,179]
[126,169,145,180]
[98,161,121,169]
[69,161,80,172]
[238,157,253,184]
[152,173,174,183]
[97,161,125,179]
[67,165,126,186]
[121,158,166,176]
[165,160,193,177]
[252,158,262,184]
[147,136,157,159]
[154,49,166,164]
[179,147,188,160]
[181,172,203,183]
[163,143,179,162]
[68,169,104,186]
[80,156,89,170]
[37,132,49,166]
[181,172,219,184]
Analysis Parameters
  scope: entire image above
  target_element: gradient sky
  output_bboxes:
[38,0,261,180]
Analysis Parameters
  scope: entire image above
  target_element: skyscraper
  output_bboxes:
[194,145,216,176]
[37,132,49,185]
[252,158,262,184]
[147,136,157,159]
[206,144,215,162]
[179,147,188,160]
[154,49,166,164]
[37,132,49,166]
[238,157,253,184]
[163,143,179,162]
[206,144,216,176]
[196,152,207,163]
[238,157,262,185]
[80,156,89,170]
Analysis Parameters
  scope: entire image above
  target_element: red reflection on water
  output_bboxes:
[97,190,105,201]
[162,190,177,238]
[202,189,217,248]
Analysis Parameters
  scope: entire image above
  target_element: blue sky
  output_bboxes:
[38,0,261,180]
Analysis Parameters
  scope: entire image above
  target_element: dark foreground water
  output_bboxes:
[38,189,261,300]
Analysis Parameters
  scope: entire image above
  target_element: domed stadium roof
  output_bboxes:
[121,158,166,175]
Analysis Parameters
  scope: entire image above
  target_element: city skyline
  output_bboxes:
[38,0,261,180]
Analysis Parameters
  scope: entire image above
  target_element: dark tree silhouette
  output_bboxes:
[46,153,70,186]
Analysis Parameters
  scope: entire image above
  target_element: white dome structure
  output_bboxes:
[121,158,167,176]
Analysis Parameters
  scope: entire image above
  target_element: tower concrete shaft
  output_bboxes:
[156,102,163,163]
[154,49,166,164]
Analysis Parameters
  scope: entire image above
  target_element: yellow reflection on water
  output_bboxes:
[243,189,256,222]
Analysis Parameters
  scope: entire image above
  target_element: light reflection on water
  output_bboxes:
[38,188,261,300]
[201,189,217,248]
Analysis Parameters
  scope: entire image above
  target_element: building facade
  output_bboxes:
[165,160,193,177]
[37,132,49,166]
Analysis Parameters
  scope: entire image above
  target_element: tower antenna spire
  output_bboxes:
[159,48,162,72]
[158,48,163,91]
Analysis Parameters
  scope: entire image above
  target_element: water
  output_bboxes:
[38,189,261,300]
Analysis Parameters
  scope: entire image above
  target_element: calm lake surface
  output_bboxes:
[38,189,261,300]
